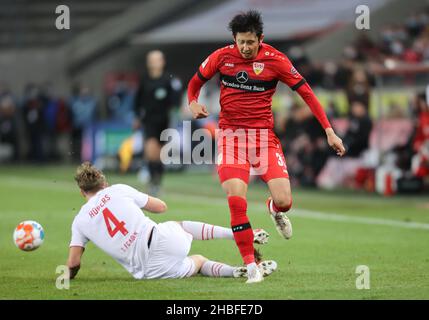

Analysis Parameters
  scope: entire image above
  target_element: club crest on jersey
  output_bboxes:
[253,62,264,75]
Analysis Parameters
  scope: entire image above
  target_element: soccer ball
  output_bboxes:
[13,221,45,251]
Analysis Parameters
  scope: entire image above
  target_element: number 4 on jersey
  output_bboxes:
[102,208,128,237]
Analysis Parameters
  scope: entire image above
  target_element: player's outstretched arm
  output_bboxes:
[143,196,167,213]
[67,246,84,279]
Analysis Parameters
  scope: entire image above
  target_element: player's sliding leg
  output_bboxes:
[180,221,269,244]
[205,259,278,279]
[186,254,244,278]
[266,178,293,239]
[181,221,233,240]
[187,255,276,278]
[201,260,244,278]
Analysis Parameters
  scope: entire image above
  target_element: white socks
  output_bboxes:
[181,222,237,278]
[200,260,235,277]
[247,262,257,273]
[181,221,233,240]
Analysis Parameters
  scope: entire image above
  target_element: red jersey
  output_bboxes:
[195,43,306,129]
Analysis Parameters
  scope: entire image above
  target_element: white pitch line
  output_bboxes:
[292,208,429,231]
[166,193,429,231]
[2,176,429,231]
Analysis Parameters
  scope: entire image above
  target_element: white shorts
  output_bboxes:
[144,221,194,279]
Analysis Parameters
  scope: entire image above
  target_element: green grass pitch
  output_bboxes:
[0,165,428,299]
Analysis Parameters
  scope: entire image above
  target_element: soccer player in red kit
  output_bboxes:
[187,10,346,283]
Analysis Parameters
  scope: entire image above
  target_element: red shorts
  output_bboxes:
[216,128,289,184]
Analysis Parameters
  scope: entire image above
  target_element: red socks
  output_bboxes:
[272,198,293,213]
[228,196,255,265]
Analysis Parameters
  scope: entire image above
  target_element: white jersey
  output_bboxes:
[70,184,156,279]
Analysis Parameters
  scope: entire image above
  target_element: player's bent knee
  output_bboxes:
[221,177,248,198]
[273,196,293,212]
[189,255,208,275]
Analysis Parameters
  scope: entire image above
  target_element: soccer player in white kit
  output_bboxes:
[67,162,277,281]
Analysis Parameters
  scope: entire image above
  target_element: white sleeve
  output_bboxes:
[114,184,149,208]
[69,218,89,248]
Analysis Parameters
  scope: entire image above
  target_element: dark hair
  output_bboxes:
[228,10,263,38]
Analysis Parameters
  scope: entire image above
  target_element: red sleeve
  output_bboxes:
[199,50,220,80]
[187,50,220,104]
[296,82,332,130]
[276,55,306,90]
[187,73,205,105]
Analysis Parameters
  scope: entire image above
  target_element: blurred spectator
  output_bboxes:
[354,34,378,60]
[69,84,97,162]
[325,100,340,119]
[280,104,329,187]
[320,61,338,90]
[317,100,373,190]
[342,101,373,157]
[386,100,407,119]
[22,84,47,162]
[342,45,360,62]
[405,13,425,37]
[287,46,324,87]
[346,69,371,113]
[42,82,72,161]
[0,93,19,161]
[372,90,429,194]
[107,80,136,126]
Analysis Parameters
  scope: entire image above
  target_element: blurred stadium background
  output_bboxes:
[1,0,429,300]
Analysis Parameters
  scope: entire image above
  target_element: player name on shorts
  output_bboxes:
[88,194,111,218]
[120,231,139,253]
